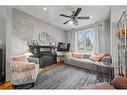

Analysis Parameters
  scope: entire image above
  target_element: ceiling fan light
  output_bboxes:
[43,7,47,11]
[68,20,73,25]
[89,16,93,19]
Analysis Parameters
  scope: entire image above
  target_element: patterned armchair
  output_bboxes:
[10,56,39,88]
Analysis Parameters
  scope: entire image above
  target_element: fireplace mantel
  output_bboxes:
[29,45,56,55]
[28,45,57,68]
[29,45,56,48]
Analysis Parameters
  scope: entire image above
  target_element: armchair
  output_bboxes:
[10,57,39,88]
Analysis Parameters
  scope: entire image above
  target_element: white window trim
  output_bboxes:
[76,27,95,53]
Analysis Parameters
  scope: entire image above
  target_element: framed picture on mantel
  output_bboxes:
[39,32,50,46]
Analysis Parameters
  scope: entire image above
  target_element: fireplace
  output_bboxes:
[29,45,57,68]
[38,52,53,68]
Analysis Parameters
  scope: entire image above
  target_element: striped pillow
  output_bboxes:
[13,55,29,62]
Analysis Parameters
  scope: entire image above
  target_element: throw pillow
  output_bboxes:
[98,52,110,61]
[67,53,74,59]
[13,55,29,62]
[72,53,84,59]
[89,52,110,62]
[89,55,102,62]
[112,75,127,89]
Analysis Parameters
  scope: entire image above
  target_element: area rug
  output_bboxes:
[15,64,112,89]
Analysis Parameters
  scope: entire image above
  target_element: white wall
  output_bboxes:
[32,14,67,44]
[100,20,110,53]
[12,9,67,56]
[6,7,13,81]
[0,7,6,48]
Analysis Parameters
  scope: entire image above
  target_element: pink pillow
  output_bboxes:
[67,53,84,59]
[89,52,110,62]
[67,53,74,59]
[85,82,114,89]
[13,55,29,62]
[89,55,102,62]
[98,52,110,61]
[112,75,127,89]
[72,53,84,59]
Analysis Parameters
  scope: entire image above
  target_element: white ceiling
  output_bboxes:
[14,6,111,31]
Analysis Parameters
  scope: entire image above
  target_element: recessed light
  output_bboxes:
[43,7,47,11]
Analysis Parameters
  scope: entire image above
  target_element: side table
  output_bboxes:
[57,55,64,64]
[96,62,114,83]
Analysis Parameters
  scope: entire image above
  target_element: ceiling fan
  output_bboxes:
[60,8,91,26]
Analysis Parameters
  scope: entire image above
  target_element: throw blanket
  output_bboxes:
[10,61,36,83]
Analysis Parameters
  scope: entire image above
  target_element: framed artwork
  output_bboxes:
[12,17,33,42]
[39,32,51,45]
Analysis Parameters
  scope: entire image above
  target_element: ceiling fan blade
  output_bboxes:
[63,20,70,24]
[60,14,71,18]
[77,17,90,19]
[74,8,82,17]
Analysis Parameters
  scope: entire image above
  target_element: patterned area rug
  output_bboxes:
[15,64,112,89]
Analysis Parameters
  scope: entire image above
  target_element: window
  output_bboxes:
[77,28,95,54]
[78,31,84,52]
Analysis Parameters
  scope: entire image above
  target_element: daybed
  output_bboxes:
[64,52,113,74]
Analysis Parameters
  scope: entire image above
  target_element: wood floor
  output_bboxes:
[0,82,12,89]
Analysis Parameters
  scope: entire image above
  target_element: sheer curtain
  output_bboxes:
[93,21,108,54]
[111,23,119,76]
[67,22,105,54]
[67,30,76,52]
[93,24,102,54]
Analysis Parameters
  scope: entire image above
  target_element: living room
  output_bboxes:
[0,6,127,89]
